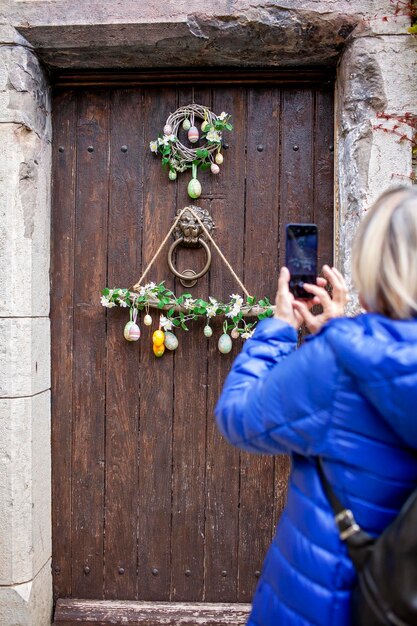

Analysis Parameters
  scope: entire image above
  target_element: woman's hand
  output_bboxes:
[274,267,323,329]
[292,265,349,333]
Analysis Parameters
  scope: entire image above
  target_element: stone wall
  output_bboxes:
[0,23,53,626]
[0,1,416,624]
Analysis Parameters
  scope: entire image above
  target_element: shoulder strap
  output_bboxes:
[316,458,363,541]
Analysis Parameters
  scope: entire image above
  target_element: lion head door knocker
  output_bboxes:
[168,206,215,287]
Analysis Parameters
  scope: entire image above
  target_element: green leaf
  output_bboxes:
[200,163,211,171]
[168,308,175,317]
[181,322,189,331]
[182,293,192,299]
[407,24,417,33]
[225,123,233,130]
[196,148,209,158]
[172,318,181,327]
[102,288,110,296]
[246,296,256,306]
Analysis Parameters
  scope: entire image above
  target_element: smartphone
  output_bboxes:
[285,223,318,299]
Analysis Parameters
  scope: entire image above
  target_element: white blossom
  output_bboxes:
[118,298,129,308]
[206,305,217,318]
[241,329,254,340]
[219,111,228,120]
[149,140,158,153]
[101,295,116,308]
[183,298,195,310]
[160,315,173,331]
[206,130,222,143]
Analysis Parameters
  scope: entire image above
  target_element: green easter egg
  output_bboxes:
[188,178,202,199]
[182,118,191,131]
[203,325,213,337]
[168,170,177,181]
[218,333,232,354]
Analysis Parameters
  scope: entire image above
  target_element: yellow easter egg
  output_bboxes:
[153,343,165,357]
[152,329,165,346]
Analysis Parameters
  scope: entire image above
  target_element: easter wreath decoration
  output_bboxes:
[101,206,275,357]
[149,104,233,199]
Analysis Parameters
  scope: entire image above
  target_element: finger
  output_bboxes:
[316,277,327,288]
[322,265,345,293]
[302,283,333,307]
[322,265,348,305]
[292,301,319,332]
[278,266,291,294]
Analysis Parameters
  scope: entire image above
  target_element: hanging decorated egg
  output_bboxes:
[163,124,172,135]
[188,178,202,199]
[169,170,177,181]
[231,328,240,339]
[144,314,152,326]
[201,120,210,132]
[215,152,224,165]
[182,118,191,131]
[203,325,213,338]
[124,321,141,341]
[152,329,165,347]
[218,333,232,354]
[153,343,165,357]
[210,163,220,175]
[188,126,199,143]
[164,332,178,351]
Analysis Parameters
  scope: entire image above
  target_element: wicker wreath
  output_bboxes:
[149,104,233,198]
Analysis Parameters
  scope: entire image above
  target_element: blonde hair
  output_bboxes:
[352,186,417,319]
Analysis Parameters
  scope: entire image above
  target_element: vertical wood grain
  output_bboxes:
[51,89,77,599]
[170,86,211,602]
[104,90,143,599]
[71,90,109,598]
[237,87,280,602]
[204,87,246,602]
[136,87,177,601]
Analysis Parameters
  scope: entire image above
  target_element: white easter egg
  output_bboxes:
[164,332,178,351]
[203,325,213,337]
[124,321,141,341]
[144,314,152,326]
[188,126,199,143]
[163,124,172,135]
[218,333,232,354]
[215,152,224,165]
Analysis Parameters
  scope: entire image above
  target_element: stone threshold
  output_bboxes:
[54,599,252,625]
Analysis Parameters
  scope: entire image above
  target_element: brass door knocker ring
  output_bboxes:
[167,205,214,287]
[168,237,212,287]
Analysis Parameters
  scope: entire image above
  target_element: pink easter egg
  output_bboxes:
[124,321,141,341]
[188,126,199,143]
[211,163,220,174]
[163,124,172,135]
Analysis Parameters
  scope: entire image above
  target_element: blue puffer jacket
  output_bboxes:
[215,313,417,626]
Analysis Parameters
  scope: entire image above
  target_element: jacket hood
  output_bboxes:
[324,314,417,448]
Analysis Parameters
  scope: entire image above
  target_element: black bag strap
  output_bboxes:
[316,457,364,541]
[316,457,375,573]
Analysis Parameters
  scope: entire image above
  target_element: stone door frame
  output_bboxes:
[0,5,415,623]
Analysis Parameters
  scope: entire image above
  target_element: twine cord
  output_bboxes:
[133,206,251,299]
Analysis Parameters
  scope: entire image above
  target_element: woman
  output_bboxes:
[215,187,417,626]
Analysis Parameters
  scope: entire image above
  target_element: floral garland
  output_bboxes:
[149,104,233,198]
[101,282,274,356]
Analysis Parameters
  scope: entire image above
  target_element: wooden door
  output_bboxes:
[51,72,333,613]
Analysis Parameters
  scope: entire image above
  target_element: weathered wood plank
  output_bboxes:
[237,87,281,602]
[136,87,178,601]
[71,90,109,597]
[170,86,210,602]
[51,89,77,599]
[54,600,251,625]
[103,89,144,599]
[313,85,334,270]
[204,87,246,603]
